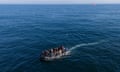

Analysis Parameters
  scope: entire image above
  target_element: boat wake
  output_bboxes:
[66,40,106,54]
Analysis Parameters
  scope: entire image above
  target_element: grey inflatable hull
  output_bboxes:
[40,52,68,61]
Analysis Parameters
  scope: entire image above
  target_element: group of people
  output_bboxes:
[41,45,66,57]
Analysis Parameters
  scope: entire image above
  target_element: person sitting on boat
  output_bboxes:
[49,49,54,57]
[53,48,57,56]
[44,50,49,56]
[57,47,62,55]
[48,49,51,56]
[59,45,65,53]
[62,47,66,53]
[56,48,59,56]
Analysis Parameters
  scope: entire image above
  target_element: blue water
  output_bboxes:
[0,4,120,72]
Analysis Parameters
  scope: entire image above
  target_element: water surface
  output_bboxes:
[0,4,120,72]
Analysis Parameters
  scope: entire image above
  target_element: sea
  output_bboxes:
[0,4,120,72]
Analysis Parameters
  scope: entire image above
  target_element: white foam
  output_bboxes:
[66,40,105,54]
